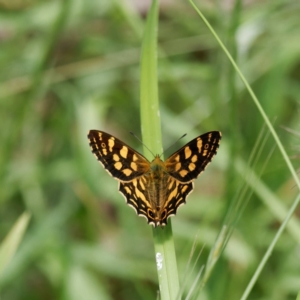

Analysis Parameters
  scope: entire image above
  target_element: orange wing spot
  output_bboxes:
[188,163,196,171]
[139,178,145,190]
[120,146,128,158]
[184,146,192,159]
[130,197,138,208]
[130,162,138,171]
[114,162,122,170]
[174,154,180,162]
[175,162,181,171]
[108,138,115,152]
[133,154,139,161]
[135,187,146,200]
[102,148,108,155]
[168,179,175,190]
[197,138,202,153]
[191,154,197,162]
[179,169,188,177]
[167,184,178,201]
[122,168,133,176]
[181,185,189,193]
[113,154,120,161]
[124,186,131,194]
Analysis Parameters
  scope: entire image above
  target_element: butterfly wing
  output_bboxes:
[119,177,194,227]
[160,179,194,226]
[88,130,150,182]
[118,177,152,223]
[165,131,221,183]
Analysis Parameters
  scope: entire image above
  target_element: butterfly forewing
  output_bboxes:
[88,130,150,182]
[165,131,221,183]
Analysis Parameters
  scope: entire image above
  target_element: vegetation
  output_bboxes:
[0,0,299,299]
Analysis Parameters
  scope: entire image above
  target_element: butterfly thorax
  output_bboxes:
[150,155,166,175]
[140,155,171,226]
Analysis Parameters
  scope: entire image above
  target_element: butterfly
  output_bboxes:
[87,130,221,227]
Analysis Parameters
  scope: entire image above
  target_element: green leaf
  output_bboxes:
[0,212,31,276]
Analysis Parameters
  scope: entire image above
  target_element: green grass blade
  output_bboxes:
[140,0,180,299]
[189,1,300,298]
[240,193,300,300]
[140,0,162,154]
[235,158,300,242]
[189,0,300,190]
[0,212,31,276]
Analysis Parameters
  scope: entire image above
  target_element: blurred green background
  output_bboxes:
[0,0,300,299]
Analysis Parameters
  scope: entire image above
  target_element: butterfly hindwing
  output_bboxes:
[161,179,194,225]
[88,130,150,182]
[165,131,221,183]
[119,177,194,226]
[119,178,151,222]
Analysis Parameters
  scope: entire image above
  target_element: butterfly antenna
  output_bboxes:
[130,132,155,157]
[160,133,187,158]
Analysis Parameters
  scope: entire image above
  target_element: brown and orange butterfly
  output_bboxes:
[87,130,221,227]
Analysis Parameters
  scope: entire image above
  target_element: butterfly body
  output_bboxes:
[88,130,221,227]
